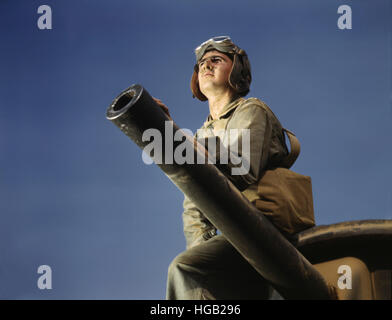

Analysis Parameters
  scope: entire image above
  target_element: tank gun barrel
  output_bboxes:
[106,84,334,299]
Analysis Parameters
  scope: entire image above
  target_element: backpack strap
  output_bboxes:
[281,128,301,169]
[245,98,301,169]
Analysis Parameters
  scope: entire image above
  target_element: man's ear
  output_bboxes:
[229,54,251,96]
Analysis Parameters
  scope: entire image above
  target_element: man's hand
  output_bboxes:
[153,97,172,119]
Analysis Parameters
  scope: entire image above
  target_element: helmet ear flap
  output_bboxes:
[229,53,251,97]
[190,69,208,101]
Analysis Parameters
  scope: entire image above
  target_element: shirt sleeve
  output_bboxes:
[213,101,271,191]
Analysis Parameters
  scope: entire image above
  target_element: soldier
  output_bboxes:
[155,36,290,299]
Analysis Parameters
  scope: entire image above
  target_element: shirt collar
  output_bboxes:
[204,97,244,125]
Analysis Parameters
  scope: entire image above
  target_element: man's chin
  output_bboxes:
[200,83,230,95]
[200,82,221,92]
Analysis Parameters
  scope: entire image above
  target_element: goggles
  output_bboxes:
[195,36,237,62]
[195,36,232,52]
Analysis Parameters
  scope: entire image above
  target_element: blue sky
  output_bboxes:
[0,0,391,299]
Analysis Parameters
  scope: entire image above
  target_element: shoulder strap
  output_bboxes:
[281,128,301,169]
[244,98,301,169]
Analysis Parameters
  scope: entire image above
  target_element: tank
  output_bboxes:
[106,84,392,300]
[293,219,392,299]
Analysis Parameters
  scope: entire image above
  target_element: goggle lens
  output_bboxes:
[195,36,232,54]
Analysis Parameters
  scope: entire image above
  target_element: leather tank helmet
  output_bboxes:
[191,36,252,101]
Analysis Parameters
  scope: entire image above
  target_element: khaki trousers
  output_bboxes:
[166,235,272,300]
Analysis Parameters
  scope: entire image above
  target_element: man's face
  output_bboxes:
[197,50,233,95]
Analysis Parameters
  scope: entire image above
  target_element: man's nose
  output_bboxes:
[202,59,213,71]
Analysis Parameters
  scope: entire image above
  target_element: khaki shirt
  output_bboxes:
[183,97,289,249]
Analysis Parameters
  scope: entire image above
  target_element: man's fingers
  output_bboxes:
[153,97,171,117]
